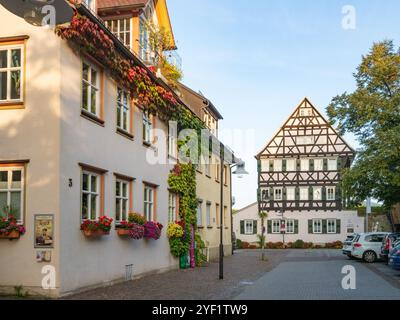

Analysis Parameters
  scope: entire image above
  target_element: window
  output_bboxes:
[81,172,99,220]
[215,160,220,182]
[327,219,336,234]
[143,111,153,144]
[115,180,129,223]
[328,159,337,171]
[260,188,269,201]
[244,220,253,235]
[144,186,155,221]
[274,159,282,172]
[139,17,150,62]
[117,88,130,132]
[168,122,178,158]
[261,159,269,172]
[313,219,322,234]
[206,202,211,226]
[82,61,100,117]
[327,187,336,201]
[205,155,211,177]
[0,45,23,103]
[105,18,131,48]
[197,201,203,226]
[215,203,220,227]
[286,159,296,171]
[0,167,24,223]
[168,193,177,223]
[272,220,280,234]
[300,158,309,171]
[286,187,295,201]
[314,158,323,171]
[274,188,283,201]
[313,187,322,200]
[286,220,295,234]
[300,187,309,201]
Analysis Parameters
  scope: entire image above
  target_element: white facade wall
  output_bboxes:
[0,7,178,296]
[234,203,364,245]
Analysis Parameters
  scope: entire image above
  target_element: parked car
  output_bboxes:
[380,233,400,262]
[388,243,400,270]
[351,232,390,263]
[342,234,356,258]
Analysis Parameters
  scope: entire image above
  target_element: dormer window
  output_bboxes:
[105,18,132,49]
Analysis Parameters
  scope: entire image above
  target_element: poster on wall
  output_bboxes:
[36,251,52,263]
[34,215,54,248]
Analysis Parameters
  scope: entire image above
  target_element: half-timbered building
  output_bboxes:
[235,98,364,245]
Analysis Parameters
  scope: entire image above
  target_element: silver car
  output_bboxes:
[351,232,390,263]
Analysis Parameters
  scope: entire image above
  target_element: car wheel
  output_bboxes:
[363,251,377,263]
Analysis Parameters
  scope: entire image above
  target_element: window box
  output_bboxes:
[116,216,145,240]
[80,216,113,238]
[0,215,25,240]
[143,221,163,240]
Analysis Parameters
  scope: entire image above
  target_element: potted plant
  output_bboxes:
[144,221,163,240]
[81,216,113,238]
[116,220,134,237]
[116,213,146,240]
[0,211,26,240]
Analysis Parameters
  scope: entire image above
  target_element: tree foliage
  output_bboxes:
[327,40,400,208]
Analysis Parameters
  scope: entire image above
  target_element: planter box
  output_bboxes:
[82,229,109,238]
[0,230,21,240]
[117,229,131,237]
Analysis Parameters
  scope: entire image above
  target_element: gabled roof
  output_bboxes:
[256,97,356,159]
[177,82,223,120]
[235,202,258,214]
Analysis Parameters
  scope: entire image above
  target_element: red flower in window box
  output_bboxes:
[0,213,26,240]
[81,216,113,238]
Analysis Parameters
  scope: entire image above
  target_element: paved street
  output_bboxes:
[236,250,400,300]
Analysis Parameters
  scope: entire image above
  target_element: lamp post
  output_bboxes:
[218,141,247,280]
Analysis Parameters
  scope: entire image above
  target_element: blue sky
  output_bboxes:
[167,0,400,209]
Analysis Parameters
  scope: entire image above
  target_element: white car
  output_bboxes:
[342,234,356,258]
[351,232,390,263]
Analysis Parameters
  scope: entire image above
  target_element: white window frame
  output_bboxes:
[0,167,24,224]
[143,110,153,144]
[327,219,337,234]
[139,16,150,62]
[286,187,295,201]
[0,44,23,103]
[272,220,281,234]
[105,18,132,48]
[313,219,323,234]
[244,220,254,235]
[327,187,336,201]
[261,159,269,172]
[286,159,296,172]
[115,180,129,223]
[286,219,295,234]
[168,123,178,158]
[117,88,130,132]
[274,188,283,201]
[314,158,323,171]
[168,192,177,223]
[313,187,322,200]
[82,61,100,117]
[300,187,309,201]
[300,158,309,171]
[328,158,338,171]
[81,171,100,221]
[206,202,211,226]
[274,159,282,172]
[144,186,155,221]
[197,201,203,226]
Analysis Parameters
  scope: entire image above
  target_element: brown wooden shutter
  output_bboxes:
[294,220,299,234]
[308,220,313,234]
[267,220,272,234]
[336,219,341,234]
[253,220,258,235]
[322,220,327,234]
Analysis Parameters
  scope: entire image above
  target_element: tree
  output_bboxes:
[258,211,268,261]
[327,40,400,209]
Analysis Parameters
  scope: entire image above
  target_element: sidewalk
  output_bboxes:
[65,250,288,300]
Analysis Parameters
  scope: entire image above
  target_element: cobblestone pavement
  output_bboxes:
[65,250,289,300]
[236,250,400,300]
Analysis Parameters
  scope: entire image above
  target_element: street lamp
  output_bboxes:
[218,141,247,280]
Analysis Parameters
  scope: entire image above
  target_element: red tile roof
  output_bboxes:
[97,0,149,9]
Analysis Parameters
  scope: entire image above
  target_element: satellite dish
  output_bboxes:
[0,0,74,26]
